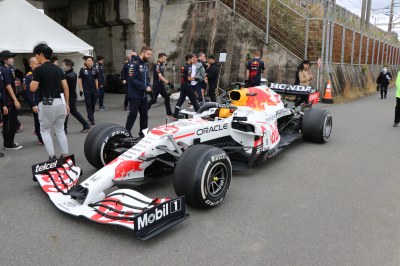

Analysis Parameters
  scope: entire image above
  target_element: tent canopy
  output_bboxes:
[0,0,93,54]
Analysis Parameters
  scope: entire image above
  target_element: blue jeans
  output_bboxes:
[193,83,203,102]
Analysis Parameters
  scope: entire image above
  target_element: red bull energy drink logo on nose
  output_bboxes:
[113,159,144,180]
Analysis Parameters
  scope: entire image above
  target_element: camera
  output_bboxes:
[42,97,54,105]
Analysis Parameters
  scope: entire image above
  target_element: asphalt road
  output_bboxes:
[1,89,400,266]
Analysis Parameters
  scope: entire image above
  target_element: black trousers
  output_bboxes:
[98,85,105,107]
[380,85,388,98]
[2,105,17,148]
[173,84,200,118]
[395,97,400,124]
[125,97,148,136]
[65,98,90,130]
[209,84,217,102]
[123,86,129,108]
[32,111,43,143]
[84,90,96,123]
[148,84,173,115]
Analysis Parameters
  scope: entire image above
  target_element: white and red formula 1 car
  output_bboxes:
[33,83,332,240]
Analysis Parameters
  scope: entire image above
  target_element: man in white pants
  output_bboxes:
[30,43,70,160]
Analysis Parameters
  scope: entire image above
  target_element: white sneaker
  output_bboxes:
[4,144,23,150]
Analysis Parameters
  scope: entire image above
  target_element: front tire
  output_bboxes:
[302,109,332,143]
[173,145,232,208]
[84,123,131,169]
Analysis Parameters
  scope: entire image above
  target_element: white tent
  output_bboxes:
[0,0,93,54]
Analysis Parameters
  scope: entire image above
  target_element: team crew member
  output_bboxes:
[206,55,219,103]
[95,56,106,110]
[0,50,22,150]
[173,54,200,119]
[30,43,70,160]
[125,46,153,138]
[24,57,43,145]
[78,56,98,125]
[376,65,392,99]
[246,51,265,87]
[61,59,91,133]
[0,71,3,157]
[122,52,139,111]
[394,71,400,127]
[148,53,174,116]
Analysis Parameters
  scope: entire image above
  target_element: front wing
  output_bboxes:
[32,155,189,240]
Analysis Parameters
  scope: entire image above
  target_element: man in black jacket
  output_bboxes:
[376,65,392,99]
[24,57,43,144]
[61,59,91,133]
[206,55,219,102]
[125,46,153,138]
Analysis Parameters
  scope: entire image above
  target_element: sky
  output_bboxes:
[336,0,399,33]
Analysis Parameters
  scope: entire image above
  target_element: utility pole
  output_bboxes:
[360,0,367,30]
[389,0,395,32]
[365,0,372,29]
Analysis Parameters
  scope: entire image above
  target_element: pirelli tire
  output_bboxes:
[173,144,232,209]
[84,123,131,169]
[302,108,332,144]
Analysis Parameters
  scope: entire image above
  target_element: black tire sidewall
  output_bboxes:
[84,123,116,167]
[302,109,332,143]
[173,145,232,208]
[84,123,130,168]
[98,127,131,166]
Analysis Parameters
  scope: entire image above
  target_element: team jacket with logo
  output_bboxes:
[78,66,98,91]
[127,58,150,99]
[153,61,165,87]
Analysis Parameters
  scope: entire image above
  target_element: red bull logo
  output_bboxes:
[245,87,278,110]
[114,160,144,180]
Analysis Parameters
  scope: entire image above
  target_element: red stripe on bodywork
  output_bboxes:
[174,133,195,140]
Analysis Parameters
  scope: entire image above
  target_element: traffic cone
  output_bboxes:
[322,80,333,104]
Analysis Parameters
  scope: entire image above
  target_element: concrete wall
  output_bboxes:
[47,0,146,75]
[167,1,301,88]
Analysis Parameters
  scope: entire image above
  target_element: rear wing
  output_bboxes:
[269,83,320,104]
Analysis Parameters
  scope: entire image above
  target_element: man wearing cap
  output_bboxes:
[0,50,22,150]
[30,43,70,160]
[95,56,106,110]
[206,55,219,103]
[78,56,98,125]
[24,57,43,145]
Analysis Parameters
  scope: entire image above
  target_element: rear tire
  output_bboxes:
[302,109,332,143]
[84,123,131,169]
[173,145,232,208]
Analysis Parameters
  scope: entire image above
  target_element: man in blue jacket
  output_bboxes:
[125,46,153,138]
[95,56,106,110]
